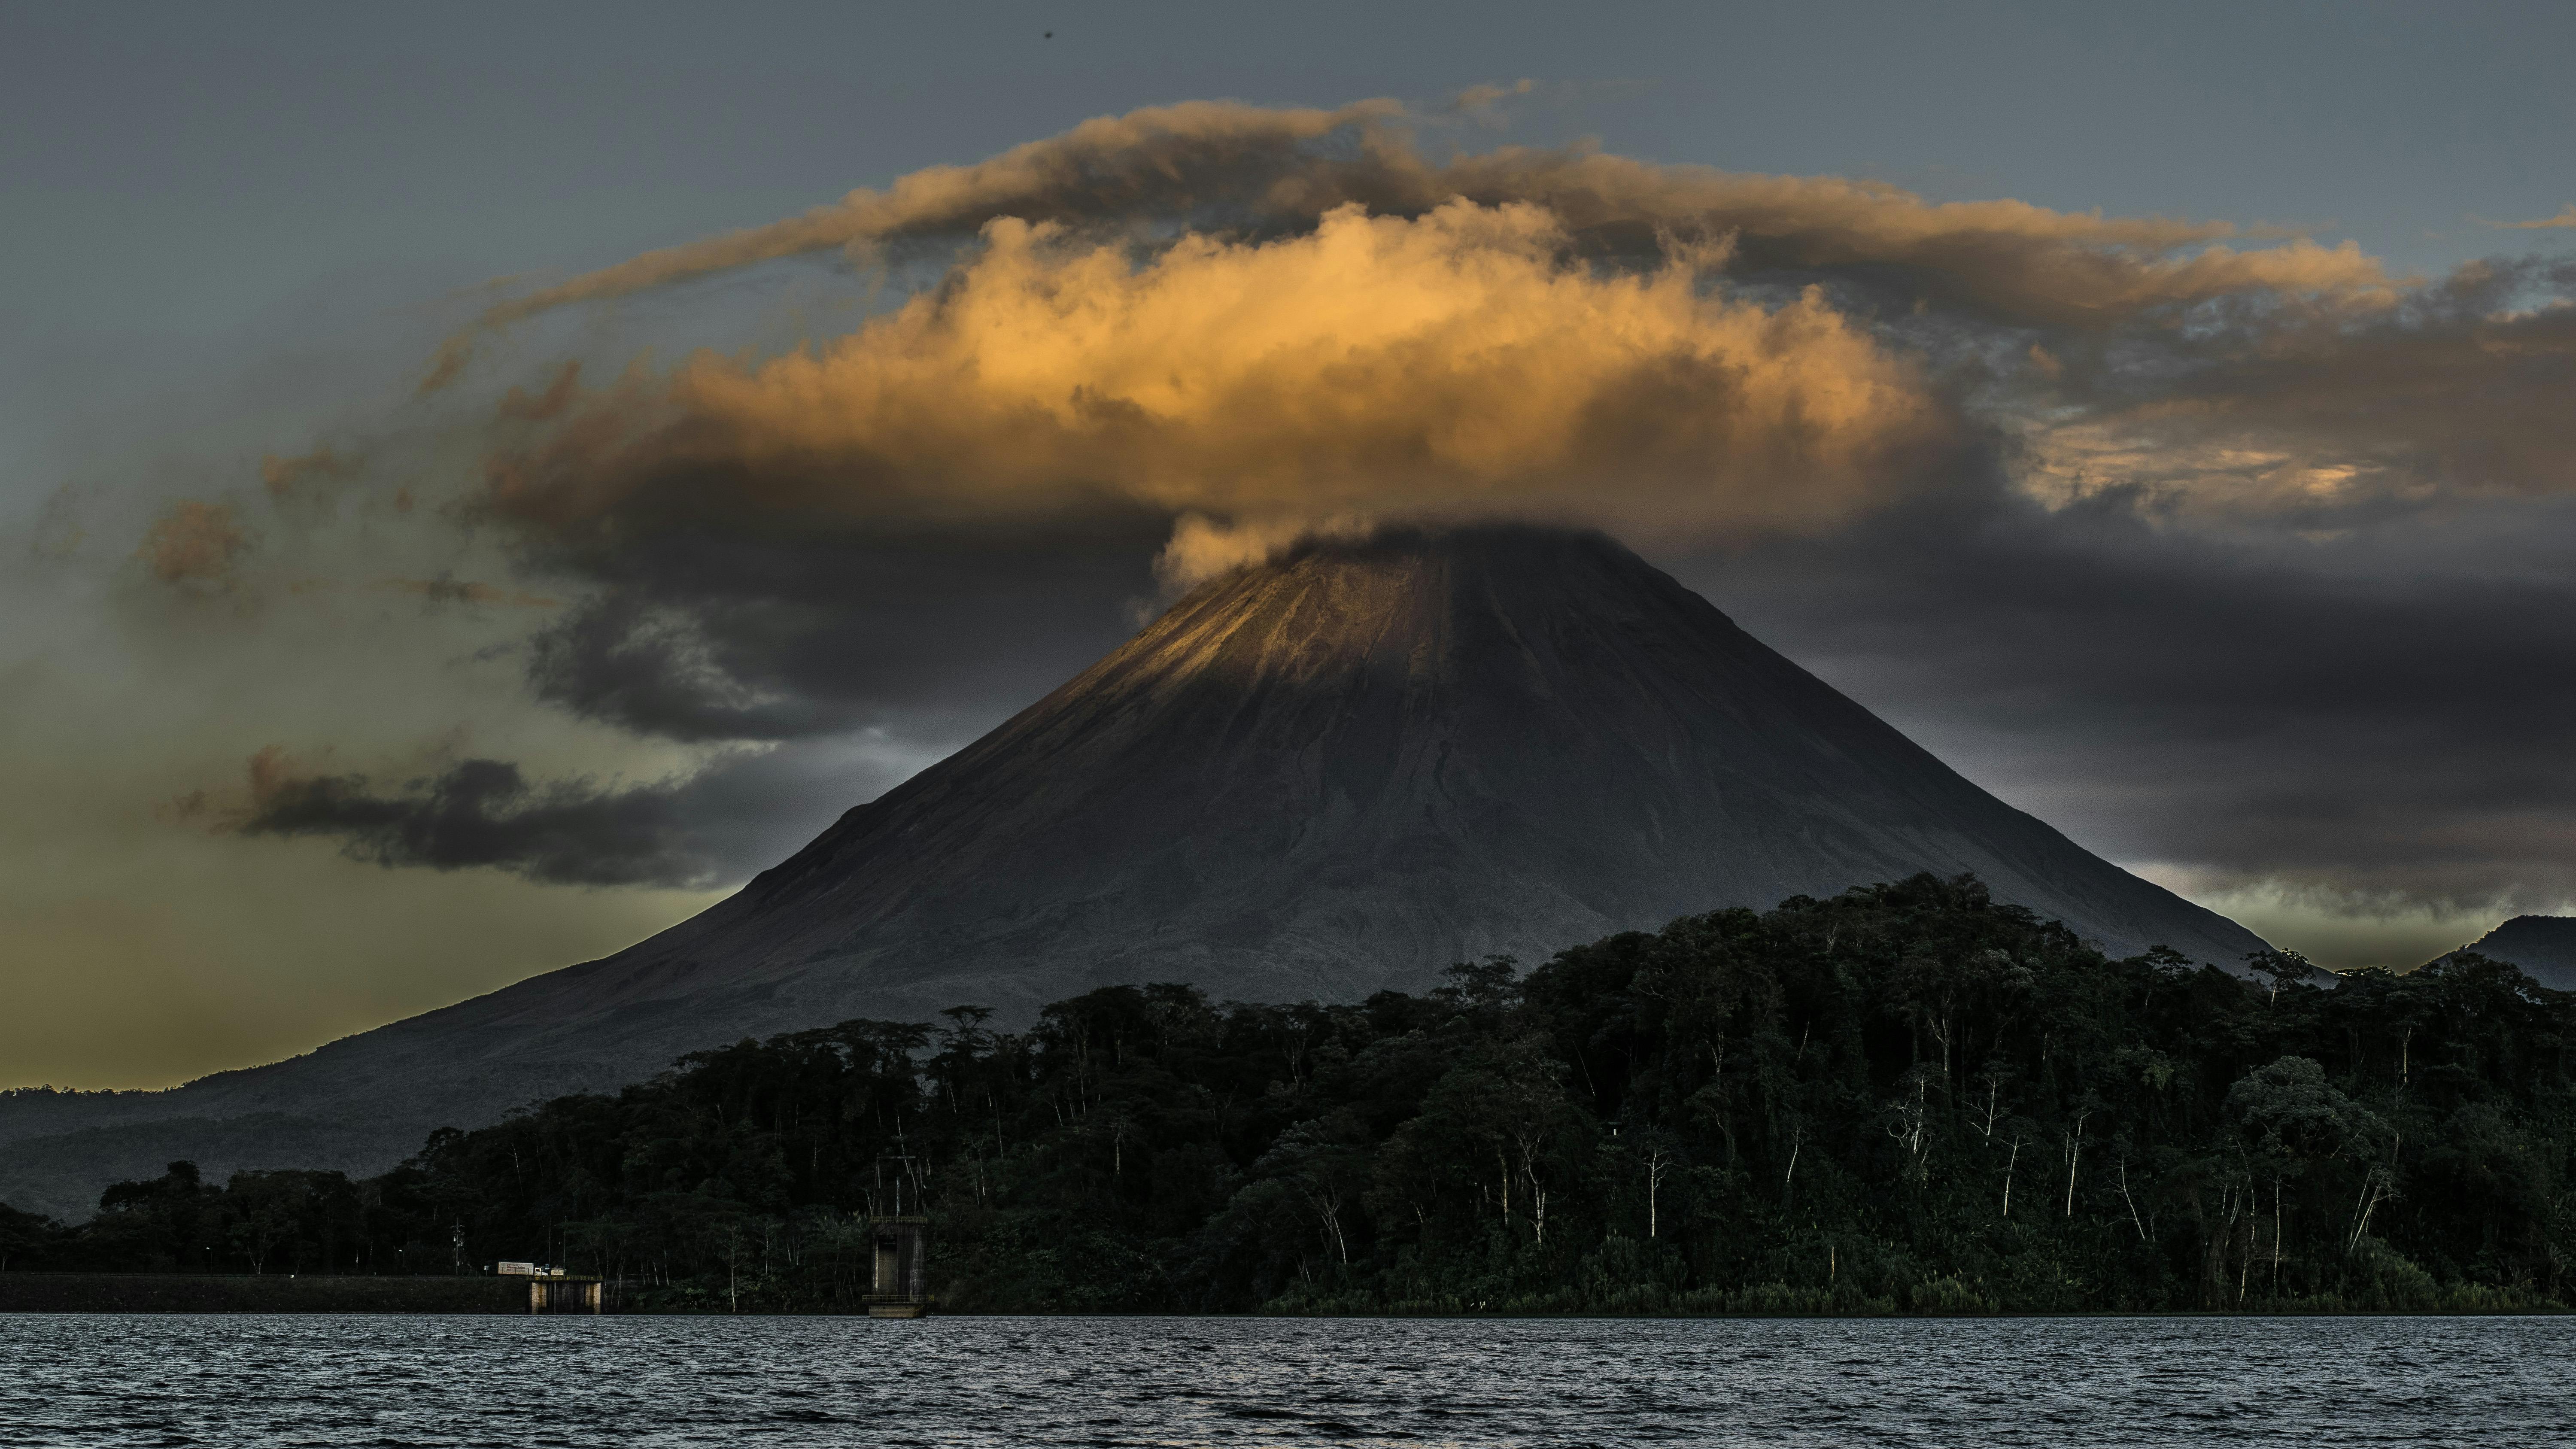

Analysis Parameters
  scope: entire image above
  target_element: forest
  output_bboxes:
[8,874,2573,1315]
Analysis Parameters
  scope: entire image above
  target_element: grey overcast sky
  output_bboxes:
[6,0,2575,1088]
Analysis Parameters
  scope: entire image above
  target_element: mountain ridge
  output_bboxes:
[2433,915,2576,991]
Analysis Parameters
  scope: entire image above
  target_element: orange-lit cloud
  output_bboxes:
[137,501,250,584]
[498,362,583,421]
[155,746,331,835]
[2499,204,2576,230]
[422,100,1400,390]
[2017,267,2576,514]
[424,100,2401,392]
[259,447,358,499]
[482,201,1962,548]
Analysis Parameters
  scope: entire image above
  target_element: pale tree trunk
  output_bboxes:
[2346,1167,2394,1254]
[1513,1131,1552,1245]
[2235,1179,2254,1304]
[2117,1157,2149,1242]
[1309,1185,1349,1266]
[1644,1150,1672,1239]
[2063,1109,2090,1218]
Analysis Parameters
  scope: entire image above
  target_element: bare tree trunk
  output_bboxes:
[2063,1109,2090,1219]
[2118,1157,2148,1242]
[2236,1187,2253,1305]
[2347,1169,2394,1254]
[1309,1185,1349,1267]
[1643,1149,1671,1239]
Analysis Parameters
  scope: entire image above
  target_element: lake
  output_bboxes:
[2,1313,2568,1446]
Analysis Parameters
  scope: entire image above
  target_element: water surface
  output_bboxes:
[3,1313,2567,1446]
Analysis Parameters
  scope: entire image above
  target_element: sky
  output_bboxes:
[6,0,2575,1090]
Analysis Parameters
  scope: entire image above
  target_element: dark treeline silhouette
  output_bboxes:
[9,875,2572,1314]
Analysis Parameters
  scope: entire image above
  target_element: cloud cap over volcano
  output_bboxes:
[482,200,1965,552]
[428,95,2397,387]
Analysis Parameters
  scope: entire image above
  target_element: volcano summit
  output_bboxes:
[0,526,2264,1215]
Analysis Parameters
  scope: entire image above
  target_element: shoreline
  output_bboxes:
[0,1273,526,1314]
[1,1274,2562,1318]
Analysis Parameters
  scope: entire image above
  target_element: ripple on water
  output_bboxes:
[2,1314,2573,1447]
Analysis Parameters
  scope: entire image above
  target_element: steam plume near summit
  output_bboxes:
[150,97,2576,959]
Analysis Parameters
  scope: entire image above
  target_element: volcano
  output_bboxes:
[0,526,2265,1218]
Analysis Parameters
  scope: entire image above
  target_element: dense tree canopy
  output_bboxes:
[15,876,2574,1313]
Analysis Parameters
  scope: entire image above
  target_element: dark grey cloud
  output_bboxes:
[1641,249,2576,936]
[233,743,910,888]
[1701,475,2576,917]
[513,510,1167,743]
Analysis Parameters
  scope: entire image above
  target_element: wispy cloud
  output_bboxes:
[136,501,250,585]
[422,98,2399,392]
[2496,203,2576,230]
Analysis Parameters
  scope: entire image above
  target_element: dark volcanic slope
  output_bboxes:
[1,527,2265,1217]
[2440,917,2576,990]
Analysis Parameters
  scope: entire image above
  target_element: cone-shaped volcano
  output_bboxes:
[671,523,2263,1012]
[0,526,2264,1215]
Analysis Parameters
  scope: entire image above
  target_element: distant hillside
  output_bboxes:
[2436,916,2576,991]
